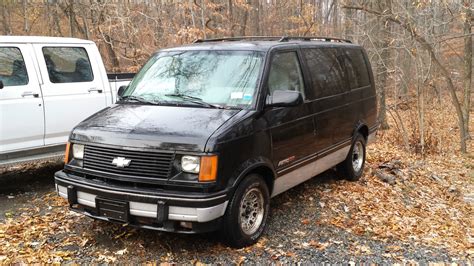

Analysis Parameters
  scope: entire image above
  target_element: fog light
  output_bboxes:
[179,221,192,229]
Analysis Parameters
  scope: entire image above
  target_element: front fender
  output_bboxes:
[226,156,276,194]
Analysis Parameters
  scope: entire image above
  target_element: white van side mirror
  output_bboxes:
[0,80,3,89]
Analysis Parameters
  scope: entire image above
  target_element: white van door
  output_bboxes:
[33,44,107,146]
[0,44,44,153]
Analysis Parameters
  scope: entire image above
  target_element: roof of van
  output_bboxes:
[0,36,94,44]
[162,37,360,52]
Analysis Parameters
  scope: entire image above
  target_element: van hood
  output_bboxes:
[70,104,241,152]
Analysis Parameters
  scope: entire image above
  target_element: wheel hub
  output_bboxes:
[239,187,264,235]
[352,141,364,173]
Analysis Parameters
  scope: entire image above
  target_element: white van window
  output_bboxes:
[267,52,305,98]
[0,47,29,86]
[42,47,93,83]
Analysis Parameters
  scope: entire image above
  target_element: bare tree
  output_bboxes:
[1,1,12,35]
[343,4,469,153]
[462,0,472,140]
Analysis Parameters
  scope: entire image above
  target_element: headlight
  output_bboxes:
[181,155,200,173]
[72,144,84,160]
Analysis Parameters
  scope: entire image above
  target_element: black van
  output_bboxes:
[55,36,377,247]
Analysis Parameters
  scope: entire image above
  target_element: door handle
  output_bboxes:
[21,91,39,98]
[88,88,103,93]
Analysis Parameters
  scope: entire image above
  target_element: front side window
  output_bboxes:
[124,50,264,109]
[0,47,29,86]
[42,47,93,83]
[267,51,305,98]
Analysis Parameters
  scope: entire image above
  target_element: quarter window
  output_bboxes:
[267,51,305,98]
[303,48,346,99]
[343,49,371,89]
[42,47,93,83]
[0,47,29,86]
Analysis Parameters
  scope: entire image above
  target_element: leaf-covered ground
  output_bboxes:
[0,102,472,263]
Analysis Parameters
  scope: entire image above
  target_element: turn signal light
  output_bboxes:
[198,155,218,182]
[64,142,71,164]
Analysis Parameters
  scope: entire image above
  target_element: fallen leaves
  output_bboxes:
[115,248,128,256]
[314,101,474,257]
[307,240,329,250]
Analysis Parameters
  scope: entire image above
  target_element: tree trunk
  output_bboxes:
[343,0,353,39]
[190,0,196,28]
[200,0,206,38]
[240,2,249,36]
[23,0,28,33]
[332,0,338,35]
[68,0,75,37]
[1,1,11,35]
[253,0,260,36]
[82,13,89,40]
[227,0,233,36]
[462,0,472,140]
[54,2,63,36]
[376,0,392,130]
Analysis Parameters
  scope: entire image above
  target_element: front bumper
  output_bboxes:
[54,170,229,233]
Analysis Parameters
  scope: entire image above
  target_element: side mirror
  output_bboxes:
[266,90,303,108]
[0,80,3,89]
[117,85,127,99]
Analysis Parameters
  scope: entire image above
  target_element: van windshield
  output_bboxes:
[123,50,264,109]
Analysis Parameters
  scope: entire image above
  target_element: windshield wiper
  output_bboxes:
[119,95,160,105]
[164,93,225,109]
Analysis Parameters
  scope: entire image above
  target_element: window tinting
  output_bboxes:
[344,49,370,89]
[42,47,93,83]
[267,51,305,98]
[302,48,346,99]
[0,47,29,86]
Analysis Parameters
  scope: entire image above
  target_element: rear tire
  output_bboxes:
[221,174,270,248]
[338,133,366,181]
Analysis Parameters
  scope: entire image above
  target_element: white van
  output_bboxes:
[0,36,134,167]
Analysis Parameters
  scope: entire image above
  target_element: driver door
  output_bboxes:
[263,50,315,173]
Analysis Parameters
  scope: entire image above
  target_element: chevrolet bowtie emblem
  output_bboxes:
[112,157,131,168]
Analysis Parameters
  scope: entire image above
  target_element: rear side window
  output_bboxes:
[42,47,93,83]
[343,49,370,89]
[267,51,305,98]
[303,48,346,99]
[0,47,29,86]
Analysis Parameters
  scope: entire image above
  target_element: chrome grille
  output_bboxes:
[83,145,174,180]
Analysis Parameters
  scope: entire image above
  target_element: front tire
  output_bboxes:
[339,133,366,181]
[221,174,270,247]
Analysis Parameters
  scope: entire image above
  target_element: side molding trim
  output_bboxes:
[271,145,350,197]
